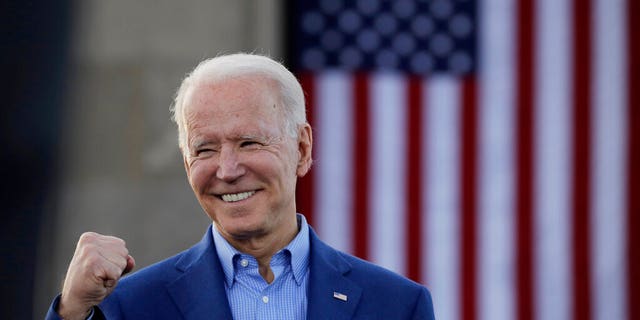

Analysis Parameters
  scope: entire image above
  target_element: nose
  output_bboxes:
[216,145,245,182]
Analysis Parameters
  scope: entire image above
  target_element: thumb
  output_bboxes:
[123,255,135,275]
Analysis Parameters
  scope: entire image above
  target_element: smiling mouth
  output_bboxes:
[220,191,256,203]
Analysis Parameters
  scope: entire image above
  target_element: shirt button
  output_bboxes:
[240,259,249,267]
[262,296,269,303]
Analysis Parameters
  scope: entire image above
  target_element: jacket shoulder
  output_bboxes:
[339,251,434,319]
[337,250,425,291]
[98,247,196,318]
[119,252,183,287]
[308,232,435,320]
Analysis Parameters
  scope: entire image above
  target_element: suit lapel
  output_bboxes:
[166,228,233,320]
[163,226,364,319]
[307,229,362,320]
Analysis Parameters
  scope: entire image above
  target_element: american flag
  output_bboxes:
[288,0,639,320]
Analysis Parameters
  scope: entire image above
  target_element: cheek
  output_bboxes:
[188,161,217,190]
[252,153,293,178]
[281,148,301,177]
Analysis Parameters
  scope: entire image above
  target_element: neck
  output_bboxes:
[220,215,299,282]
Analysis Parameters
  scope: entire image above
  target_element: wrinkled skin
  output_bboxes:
[181,76,312,280]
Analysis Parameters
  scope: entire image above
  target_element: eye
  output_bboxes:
[195,148,215,156]
[240,140,260,148]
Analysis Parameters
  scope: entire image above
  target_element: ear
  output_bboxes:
[296,123,313,177]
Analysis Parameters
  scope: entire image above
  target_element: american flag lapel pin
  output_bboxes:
[333,292,348,302]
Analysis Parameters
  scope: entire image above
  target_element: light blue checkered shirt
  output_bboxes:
[212,214,310,320]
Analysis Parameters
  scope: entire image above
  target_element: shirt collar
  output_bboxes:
[211,214,310,287]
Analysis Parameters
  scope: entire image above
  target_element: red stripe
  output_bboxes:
[571,0,593,318]
[516,0,535,319]
[627,0,640,318]
[296,72,315,227]
[406,76,423,282]
[353,73,370,260]
[460,77,478,320]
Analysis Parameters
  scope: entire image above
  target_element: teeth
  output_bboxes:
[221,191,255,202]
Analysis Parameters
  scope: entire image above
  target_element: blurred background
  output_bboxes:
[1,0,637,320]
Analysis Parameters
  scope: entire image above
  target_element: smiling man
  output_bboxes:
[46,53,435,320]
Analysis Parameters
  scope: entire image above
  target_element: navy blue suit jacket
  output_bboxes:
[47,227,435,319]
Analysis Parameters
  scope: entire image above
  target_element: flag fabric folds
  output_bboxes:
[289,1,638,320]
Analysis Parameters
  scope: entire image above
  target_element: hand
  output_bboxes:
[58,232,135,320]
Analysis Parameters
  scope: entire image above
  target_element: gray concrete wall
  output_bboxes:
[34,1,283,317]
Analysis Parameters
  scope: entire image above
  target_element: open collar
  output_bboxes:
[211,214,311,287]
[165,219,363,320]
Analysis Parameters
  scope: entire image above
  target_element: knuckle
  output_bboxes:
[106,265,124,280]
[111,237,129,255]
[79,232,96,243]
[82,252,101,267]
[77,242,97,257]
[105,235,126,247]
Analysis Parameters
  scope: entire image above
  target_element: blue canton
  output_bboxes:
[212,214,310,320]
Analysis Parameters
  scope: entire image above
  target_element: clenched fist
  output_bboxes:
[58,232,135,320]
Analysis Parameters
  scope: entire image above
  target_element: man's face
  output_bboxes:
[182,76,311,241]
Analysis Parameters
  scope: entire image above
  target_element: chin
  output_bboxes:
[218,217,266,238]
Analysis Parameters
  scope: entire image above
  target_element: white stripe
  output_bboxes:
[369,72,407,275]
[314,71,353,254]
[477,0,516,319]
[423,76,461,320]
[591,0,628,318]
[534,0,574,319]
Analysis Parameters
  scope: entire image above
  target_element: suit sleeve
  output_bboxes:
[44,295,105,320]
[411,288,436,320]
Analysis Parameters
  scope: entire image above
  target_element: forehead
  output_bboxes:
[187,75,280,111]
[183,76,285,136]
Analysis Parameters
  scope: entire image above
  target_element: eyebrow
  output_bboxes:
[188,131,281,150]
[190,139,216,150]
[238,134,263,141]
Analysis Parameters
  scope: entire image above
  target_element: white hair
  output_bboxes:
[170,53,307,152]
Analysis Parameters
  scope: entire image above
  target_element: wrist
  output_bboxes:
[57,297,92,320]
[58,308,92,320]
